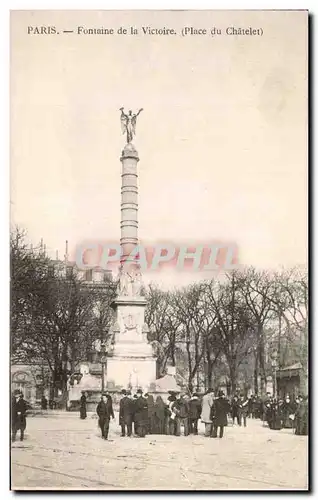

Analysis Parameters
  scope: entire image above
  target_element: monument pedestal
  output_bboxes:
[106,295,157,391]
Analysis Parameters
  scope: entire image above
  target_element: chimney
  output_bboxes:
[64,240,69,264]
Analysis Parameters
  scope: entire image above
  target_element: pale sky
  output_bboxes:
[11,10,308,285]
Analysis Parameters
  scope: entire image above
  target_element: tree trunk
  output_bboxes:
[254,352,259,395]
[170,341,176,366]
[196,369,200,392]
[207,352,213,390]
[228,361,237,396]
[186,338,193,392]
[50,367,57,401]
[258,332,267,395]
[156,359,161,379]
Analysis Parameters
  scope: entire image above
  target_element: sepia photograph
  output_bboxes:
[10,9,308,491]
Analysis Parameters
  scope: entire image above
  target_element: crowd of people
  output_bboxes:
[75,388,305,441]
[10,387,308,443]
[262,392,308,435]
[86,388,309,441]
[89,388,208,440]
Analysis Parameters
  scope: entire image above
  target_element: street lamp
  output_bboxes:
[100,340,108,393]
[271,349,278,399]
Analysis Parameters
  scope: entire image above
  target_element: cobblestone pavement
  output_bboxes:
[11,413,308,491]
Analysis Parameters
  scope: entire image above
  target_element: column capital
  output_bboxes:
[121,143,139,162]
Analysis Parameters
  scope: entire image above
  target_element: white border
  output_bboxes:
[2,1,315,499]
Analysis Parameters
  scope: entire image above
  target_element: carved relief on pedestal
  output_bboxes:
[121,311,143,342]
[123,312,137,330]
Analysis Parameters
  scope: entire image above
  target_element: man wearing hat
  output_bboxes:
[167,392,178,435]
[119,389,134,437]
[172,393,190,436]
[189,393,202,435]
[131,393,138,434]
[96,392,115,440]
[134,389,148,437]
[295,395,308,435]
[211,391,229,438]
[12,391,28,442]
[238,394,249,428]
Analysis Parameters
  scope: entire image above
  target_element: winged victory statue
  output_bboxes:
[120,107,143,144]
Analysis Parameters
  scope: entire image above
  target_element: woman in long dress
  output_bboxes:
[154,396,166,434]
[282,396,295,429]
[80,392,87,419]
[270,401,283,430]
[146,394,155,434]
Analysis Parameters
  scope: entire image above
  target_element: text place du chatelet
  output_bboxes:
[73,26,263,36]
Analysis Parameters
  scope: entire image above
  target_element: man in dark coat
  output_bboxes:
[251,395,260,419]
[119,389,133,437]
[80,391,87,419]
[12,392,28,442]
[132,394,138,435]
[188,393,202,435]
[238,395,249,427]
[211,391,228,438]
[96,393,114,440]
[172,394,190,436]
[263,392,273,425]
[270,400,283,430]
[41,395,48,410]
[134,389,148,437]
[295,395,308,435]
[231,395,240,425]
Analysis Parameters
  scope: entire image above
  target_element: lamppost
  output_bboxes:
[271,349,278,399]
[100,340,108,393]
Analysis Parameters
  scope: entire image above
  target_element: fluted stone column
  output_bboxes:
[120,143,139,268]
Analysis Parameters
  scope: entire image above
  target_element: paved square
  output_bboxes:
[11,413,308,490]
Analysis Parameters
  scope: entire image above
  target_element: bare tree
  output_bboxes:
[271,267,308,391]
[10,227,117,400]
[236,268,276,395]
[171,283,208,392]
[207,272,256,395]
[10,227,51,359]
[145,285,183,377]
[201,281,227,390]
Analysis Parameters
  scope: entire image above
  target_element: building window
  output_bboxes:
[84,269,93,281]
[12,382,26,394]
[36,386,43,400]
[103,271,111,282]
[48,265,55,277]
